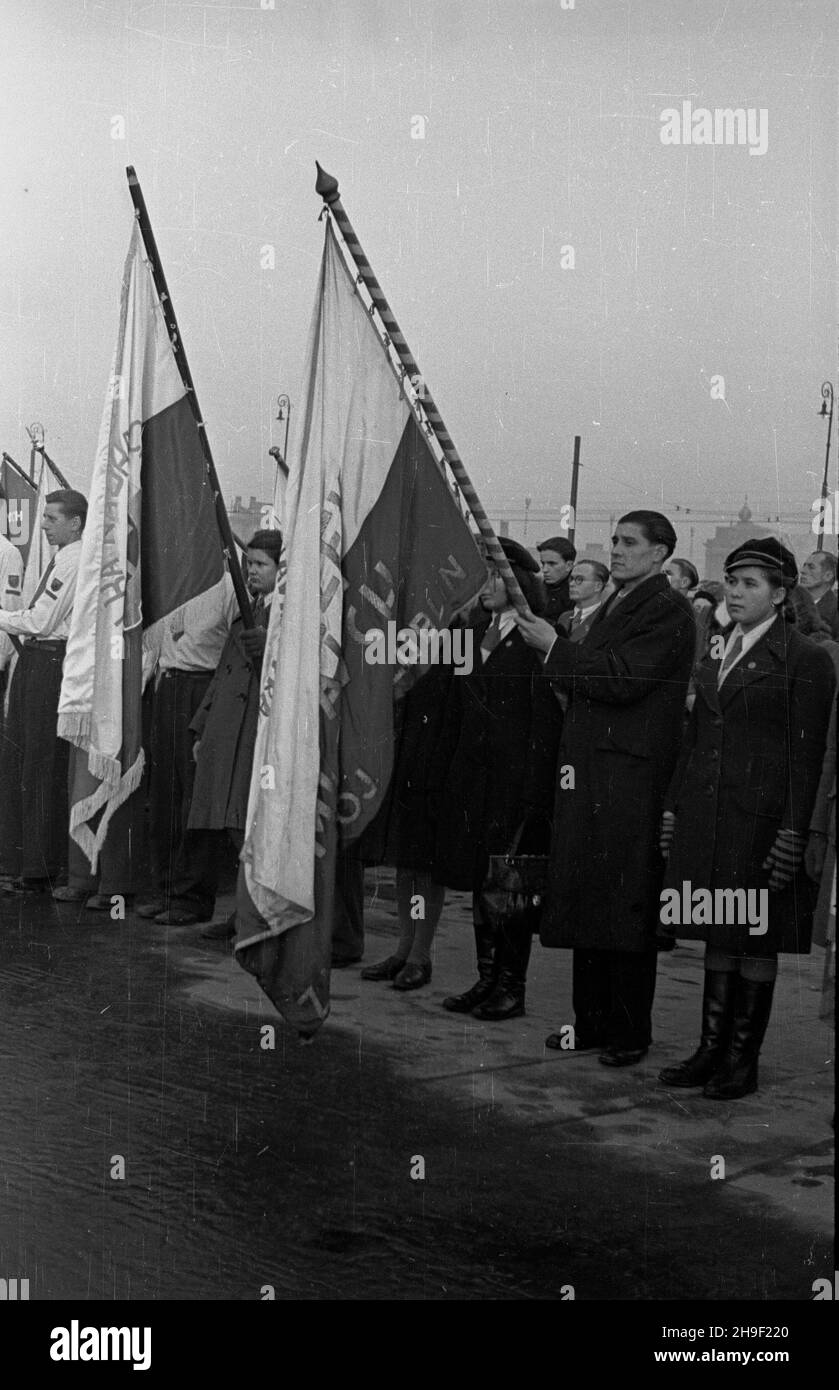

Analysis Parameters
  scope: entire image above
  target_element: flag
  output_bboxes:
[237,221,486,1036]
[1,459,50,711]
[0,457,38,566]
[58,221,226,869]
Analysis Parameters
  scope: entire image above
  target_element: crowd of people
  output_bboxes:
[0,494,835,1103]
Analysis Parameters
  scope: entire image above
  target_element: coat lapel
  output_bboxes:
[717,618,786,707]
[585,573,670,647]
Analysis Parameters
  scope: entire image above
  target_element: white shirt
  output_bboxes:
[0,534,24,670]
[158,574,239,673]
[571,600,601,626]
[480,606,517,662]
[0,539,81,643]
[718,613,777,683]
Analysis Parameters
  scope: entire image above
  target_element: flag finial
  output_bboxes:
[315,162,340,204]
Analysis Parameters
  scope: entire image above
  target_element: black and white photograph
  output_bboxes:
[0,0,835,1356]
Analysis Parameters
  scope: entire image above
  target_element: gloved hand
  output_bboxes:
[762,828,806,891]
[804,830,828,884]
[659,810,676,860]
[239,627,267,662]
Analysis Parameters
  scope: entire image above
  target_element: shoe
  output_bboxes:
[659,970,737,1088]
[154,907,211,926]
[52,886,90,902]
[360,954,407,981]
[201,915,236,941]
[472,975,525,1021]
[331,954,362,968]
[136,900,166,919]
[393,960,431,991]
[703,977,775,1101]
[442,901,499,1012]
[471,918,533,1021]
[598,1046,648,1067]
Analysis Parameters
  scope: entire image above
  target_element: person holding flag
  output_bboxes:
[0,490,87,892]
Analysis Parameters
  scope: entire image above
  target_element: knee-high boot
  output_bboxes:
[703,977,775,1100]
[658,970,738,1087]
[472,916,533,1021]
[442,900,498,1013]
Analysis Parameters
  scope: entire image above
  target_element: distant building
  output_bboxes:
[229,494,267,543]
[703,499,816,582]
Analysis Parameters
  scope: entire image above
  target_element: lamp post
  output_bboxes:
[275,394,291,467]
[523,492,532,539]
[817,382,834,553]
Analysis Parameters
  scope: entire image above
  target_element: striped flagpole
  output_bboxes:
[315,162,532,617]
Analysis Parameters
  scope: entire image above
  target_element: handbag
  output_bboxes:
[479,817,551,933]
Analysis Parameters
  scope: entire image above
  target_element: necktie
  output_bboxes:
[570,610,582,633]
[481,616,504,662]
[28,555,57,608]
[717,632,744,687]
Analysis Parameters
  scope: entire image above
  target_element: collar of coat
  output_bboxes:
[587,571,679,635]
[698,615,792,709]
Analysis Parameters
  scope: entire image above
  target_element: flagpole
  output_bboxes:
[33,445,70,490]
[125,167,254,628]
[314,162,532,617]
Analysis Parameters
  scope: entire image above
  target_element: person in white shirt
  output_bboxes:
[0,490,86,891]
[137,571,239,925]
[0,531,24,710]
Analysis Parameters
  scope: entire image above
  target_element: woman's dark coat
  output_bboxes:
[357,659,457,873]
[187,611,265,833]
[539,573,696,953]
[429,620,563,891]
[664,619,836,955]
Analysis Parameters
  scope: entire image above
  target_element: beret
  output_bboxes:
[724,537,797,588]
[497,536,541,574]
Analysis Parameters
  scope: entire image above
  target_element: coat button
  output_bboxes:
[705,784,715,795]
[421,714,429,724]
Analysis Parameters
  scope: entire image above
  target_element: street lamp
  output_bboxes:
[523,493,532,539]
[275,394,291,463]
[817,382,834,553]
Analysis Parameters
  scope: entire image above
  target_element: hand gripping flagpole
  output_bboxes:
[125,167,254,628]
[314,162,533,617]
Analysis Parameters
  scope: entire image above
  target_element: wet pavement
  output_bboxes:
[0,876,833,1301]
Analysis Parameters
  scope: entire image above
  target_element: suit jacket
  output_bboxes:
[816,588,839,640]
[558,604,602,644]
[664,620,836,955]
[540,574,696,952]
[430,619,563,890]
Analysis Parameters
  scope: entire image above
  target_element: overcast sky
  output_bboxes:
[1,0,836,536]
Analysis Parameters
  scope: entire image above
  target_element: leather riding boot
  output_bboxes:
[703,976,776,1100]
[442,902,498,1012]
[472,918,533,1021]
[659,970,738,1087]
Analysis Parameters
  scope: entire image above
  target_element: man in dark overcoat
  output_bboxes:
[518,510,696,1065]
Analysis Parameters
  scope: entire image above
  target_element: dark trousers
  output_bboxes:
[332,846,365,960]
[572,948,658,1050]
[148,669,218,914]
[0,644,69,881]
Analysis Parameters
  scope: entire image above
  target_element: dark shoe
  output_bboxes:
[3,878,49,895]
[659,970,738,1087]
[472,971,525,1021]
[155,907,210,926]
[703,977,775,1101]
[136,899,166,919]
[201,914,236,942]
[393,960,431,991]
[85,893,126,911]
[331,953,362,968]
[360,954,406,981]
[599,1046,648,1067]
[442,901,499,1012]
[443,977,497,1013]
[545,1029,606,1052]
[52,886,90,902]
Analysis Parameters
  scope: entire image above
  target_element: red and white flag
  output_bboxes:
[236,222,486,1035]
[58,222,226,868]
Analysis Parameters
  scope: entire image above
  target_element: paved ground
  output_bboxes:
[0,873,833,1301]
